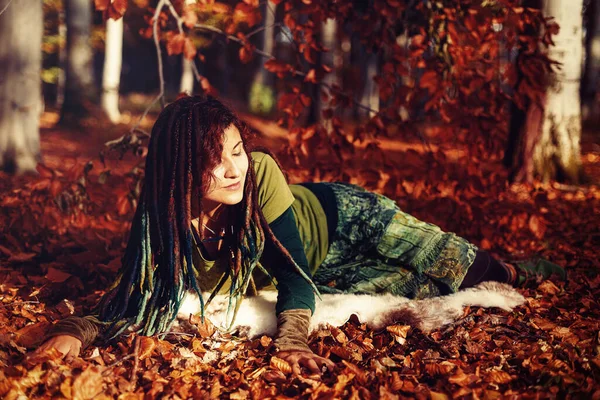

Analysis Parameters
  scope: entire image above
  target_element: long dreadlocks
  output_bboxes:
[94,96,317,339]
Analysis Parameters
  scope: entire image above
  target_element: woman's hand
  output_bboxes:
[31,335,82,362]
[276,350,336,376]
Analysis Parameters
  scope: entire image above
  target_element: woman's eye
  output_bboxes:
[233,152,243,157]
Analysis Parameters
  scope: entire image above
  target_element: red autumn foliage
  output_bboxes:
[0,114,599,398]
[1,0,598,397]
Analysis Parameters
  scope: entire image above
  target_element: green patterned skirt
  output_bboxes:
[312,183,478,299]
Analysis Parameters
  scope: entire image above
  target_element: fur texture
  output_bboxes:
[176,281,525,338]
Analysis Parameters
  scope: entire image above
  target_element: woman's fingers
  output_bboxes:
[324,359,336,371]
[304,358,320,374]
[30,336,82,362]
[291,359,302,375]
[276,350,337,376]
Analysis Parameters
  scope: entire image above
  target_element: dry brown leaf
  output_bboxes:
[390,371,403,391]
[191,338,206,354]
[209,378,221,399]
[72,366,105,400]
[342,360,368,385]
[259,335,272,347]
[262,370,286,384]
[138,337,156,360]
[14,321,50,348]
[45,267,72,283]
[464,340,485,354]
[270,356,292,374]
[331,345,362,362]
[334,373,355,394]
[425,361,455,376]
[537,280,560,295]
[330,326,348,344]
[448,369,477,387]
[247,366,266,380]
[60,377,73,399]
[485,370,513,384]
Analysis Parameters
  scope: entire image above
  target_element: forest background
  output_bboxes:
[1,0,600,398]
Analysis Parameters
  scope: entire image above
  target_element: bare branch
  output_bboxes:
[246,22,283,39]
[118,0,166,148]
[153,0,167,109]
[0,0,15,17]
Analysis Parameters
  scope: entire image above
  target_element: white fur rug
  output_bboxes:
[176,281,525,338]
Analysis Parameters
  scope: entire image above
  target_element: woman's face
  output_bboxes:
[201,124,249,212]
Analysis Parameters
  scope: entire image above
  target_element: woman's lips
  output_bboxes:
[224,182,241,191]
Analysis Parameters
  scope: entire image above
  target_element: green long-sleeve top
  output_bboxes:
[45,151,334,346]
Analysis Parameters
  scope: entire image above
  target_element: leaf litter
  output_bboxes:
[0,123,599,399]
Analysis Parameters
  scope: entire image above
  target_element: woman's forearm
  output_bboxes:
[273,308,312,353]
[44,315,102,349]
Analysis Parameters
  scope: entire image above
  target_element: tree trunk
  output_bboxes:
[179,0,196,96]
[101,17,123,123]
[536,0,584,183]
[248,0,276,114]
[506,0,584,184]
[582,0,600,121]
[61,0,95,123]
[0,0,43,174]
[308,18,338,126]
[180,58,195,95]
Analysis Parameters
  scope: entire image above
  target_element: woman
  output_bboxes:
[35,96,564,373]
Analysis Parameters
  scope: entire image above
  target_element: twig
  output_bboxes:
[153,0,167,109]
[246,22,282,39]
[132,127,151,138]
[164,0,208,91]
[0,0,14,17]
[0,300,40,308]
[101,353,136,375]
[123,0,167,142]
[130,336,141,391]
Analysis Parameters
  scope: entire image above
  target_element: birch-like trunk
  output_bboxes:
[535,0,584,182]
[0,0,43,174]
[101,17,123,123]
[180,58,194,95]
[179,0,196,95]
[61,0,95,122]
[307,18,338,126]
[248,0,276,114]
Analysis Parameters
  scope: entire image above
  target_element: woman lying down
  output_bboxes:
[34,96,565,374]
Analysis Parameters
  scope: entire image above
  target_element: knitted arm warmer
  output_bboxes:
[44,316,101,349]
[273,308,312,353]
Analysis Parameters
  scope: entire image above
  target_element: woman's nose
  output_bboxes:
[223,157,240,178]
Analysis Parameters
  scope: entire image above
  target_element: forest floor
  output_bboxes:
[0,107,599,399]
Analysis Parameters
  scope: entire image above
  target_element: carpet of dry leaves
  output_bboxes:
[0,115,599,399]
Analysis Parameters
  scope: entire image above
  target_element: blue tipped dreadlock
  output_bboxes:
[94,95,318,340]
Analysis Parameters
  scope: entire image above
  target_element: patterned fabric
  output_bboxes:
[313,183,478,299]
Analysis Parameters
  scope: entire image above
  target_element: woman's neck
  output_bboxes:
[203,202,224,222]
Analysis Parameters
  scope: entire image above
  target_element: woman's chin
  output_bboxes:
[221,193,244,206]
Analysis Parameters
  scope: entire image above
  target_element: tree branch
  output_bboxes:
[0,0,15,17]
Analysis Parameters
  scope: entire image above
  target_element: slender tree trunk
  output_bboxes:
[506,0,584,183]
[308,18,338,126]
[101,17,123,123]
[320,17,338,127]
[179,0,196,95]
[180,58,194,95]
[0,0,43,174]
[56,9,66,108]
[582,0,600,121]
[61,0,95,123]
[535,0,584,183]
[248,0,276,114]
